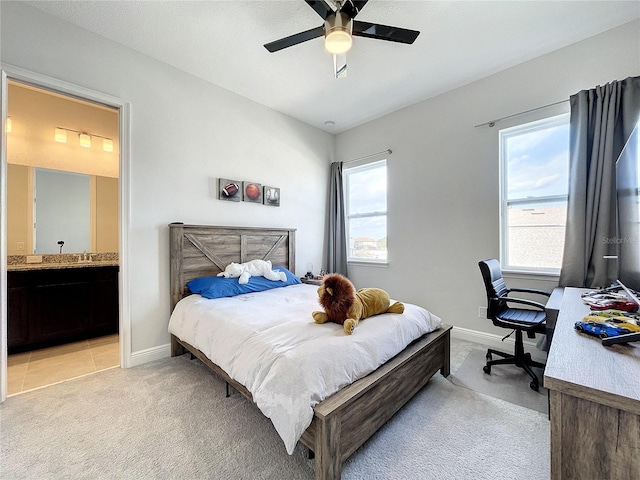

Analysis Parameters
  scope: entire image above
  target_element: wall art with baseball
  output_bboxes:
[218,178,280,206]
[263,186,280,207]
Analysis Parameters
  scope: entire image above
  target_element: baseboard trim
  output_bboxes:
[451,326,547,362]
[130,343,171,367]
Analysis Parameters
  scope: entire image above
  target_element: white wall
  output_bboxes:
[1,3,333,354]
[2,2,638,359]
[336,20,640,338]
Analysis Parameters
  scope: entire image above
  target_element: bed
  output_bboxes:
[169,223,452,480]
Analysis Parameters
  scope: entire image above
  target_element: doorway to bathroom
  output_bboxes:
[3,76,125,396]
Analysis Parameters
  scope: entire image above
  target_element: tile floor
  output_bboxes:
[7,334,120,396]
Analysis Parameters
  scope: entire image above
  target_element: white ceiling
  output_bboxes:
[26,0,640,133]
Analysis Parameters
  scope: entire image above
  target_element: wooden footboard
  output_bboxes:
[302,324,451,479]
[171,324,451,480]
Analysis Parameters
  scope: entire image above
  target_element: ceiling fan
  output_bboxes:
[264,0,420,78]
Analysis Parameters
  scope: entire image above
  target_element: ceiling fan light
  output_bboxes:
[325,12,352,55]
[325,30,352,54]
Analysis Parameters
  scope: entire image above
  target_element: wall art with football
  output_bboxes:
[217,178,280,206]
[218,178,242,202]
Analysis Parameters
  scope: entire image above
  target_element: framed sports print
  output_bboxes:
[263,186,280,206]
[218,178,242,202]
[243,181,263,203]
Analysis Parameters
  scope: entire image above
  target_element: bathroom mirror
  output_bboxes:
[7,165,119,255]
[35,168,91,254]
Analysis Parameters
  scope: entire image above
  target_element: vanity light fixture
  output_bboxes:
[102,138,114,152]
[5,117,12,133]
[54,127,68,143]
[79,133,92,148]
[54,126,114,152]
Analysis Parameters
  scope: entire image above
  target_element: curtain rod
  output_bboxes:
[343,149,392,165]
[474,100,568,128]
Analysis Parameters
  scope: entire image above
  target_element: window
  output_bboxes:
[344,160,387,263]
[500,114,570,273]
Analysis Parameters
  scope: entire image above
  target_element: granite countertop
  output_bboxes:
[8,261,119,272]
[7,253,119,272]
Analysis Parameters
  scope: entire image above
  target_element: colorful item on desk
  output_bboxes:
[582,297,639,312]
[574,320,635,339]
[581,285,640,312]
[575,309,640,339]
[583,309,640,322]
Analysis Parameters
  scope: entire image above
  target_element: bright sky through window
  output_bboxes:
[345,160,387,262]
[507,123,569,200]
[501,114,570,272]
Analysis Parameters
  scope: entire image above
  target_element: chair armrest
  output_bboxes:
[508,287,551,297]
[496,296,547,311]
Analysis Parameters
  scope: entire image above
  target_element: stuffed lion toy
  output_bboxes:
[312,273,405,334]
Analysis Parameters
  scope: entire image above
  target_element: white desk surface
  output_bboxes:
[544,287,640,415]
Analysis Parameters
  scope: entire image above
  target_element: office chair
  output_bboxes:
[478,259,550,391]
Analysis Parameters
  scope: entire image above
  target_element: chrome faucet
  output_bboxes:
[77,252,92,263]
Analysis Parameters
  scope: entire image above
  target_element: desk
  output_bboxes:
[543,287,565,350]
[544,287,640,480]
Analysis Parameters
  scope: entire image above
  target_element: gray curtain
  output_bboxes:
[559,76,640,288]
[327,162,348,275]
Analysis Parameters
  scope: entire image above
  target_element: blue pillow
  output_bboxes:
[187,266,301,299]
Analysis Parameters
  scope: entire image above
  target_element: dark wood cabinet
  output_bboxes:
[7,266,119,353]
[7,287,29,348]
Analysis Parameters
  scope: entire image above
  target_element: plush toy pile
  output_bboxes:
[312,273,405,334]
[217,259,287,285]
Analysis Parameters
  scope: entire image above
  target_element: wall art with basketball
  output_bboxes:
[263,186,280,207]
[218,178,242,202]
[243,181,263,203]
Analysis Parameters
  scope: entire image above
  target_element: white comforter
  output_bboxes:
[168,283,442,454]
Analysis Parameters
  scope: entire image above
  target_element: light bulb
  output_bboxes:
[79,133,91,148]
[325,30,352,54]
[324,12,353,55]
[55,128,67,143]
[102,138,114,152]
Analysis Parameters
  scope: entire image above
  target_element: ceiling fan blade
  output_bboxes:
[340,0,369,19]
[264,26,325,52]
[353,20,420,44]
[304,0,335,19]
[333,53,347,79]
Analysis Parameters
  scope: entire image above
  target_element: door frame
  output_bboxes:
[0,64,132,402]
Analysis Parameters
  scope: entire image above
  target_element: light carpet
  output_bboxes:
[1,354,550,479]
[451,348,549,414]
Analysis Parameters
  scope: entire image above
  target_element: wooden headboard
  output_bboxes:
[169,223,296,312]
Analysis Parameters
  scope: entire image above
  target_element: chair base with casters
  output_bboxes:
[483,329,546,391]
[478,259,550,392]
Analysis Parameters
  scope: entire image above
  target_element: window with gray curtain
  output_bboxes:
[559,76,640,288]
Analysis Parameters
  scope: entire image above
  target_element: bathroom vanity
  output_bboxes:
[7,259,119,354]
